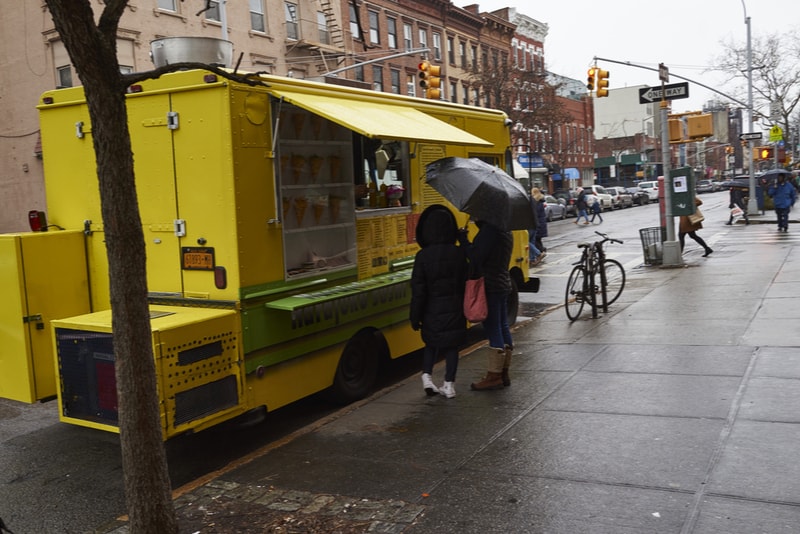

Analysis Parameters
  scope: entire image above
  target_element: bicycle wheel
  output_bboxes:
[565,265,588,321]
[600,259,626,305]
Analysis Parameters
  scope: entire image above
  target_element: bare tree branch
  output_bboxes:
[120,62,271,90]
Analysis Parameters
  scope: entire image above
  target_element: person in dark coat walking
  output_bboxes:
[726,186,749,225]
[767,174,797,232]
[574,187,590,225]
[530,187,548,264]
[679,197,713,257]
[458,219,514,391]
[410,204,468,398]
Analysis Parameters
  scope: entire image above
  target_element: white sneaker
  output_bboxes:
[422,373,439,396]
[440,381,456,398]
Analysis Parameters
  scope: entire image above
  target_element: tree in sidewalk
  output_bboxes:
[711,30,800,137]
[468,57,575,168]
[43,1,264,532]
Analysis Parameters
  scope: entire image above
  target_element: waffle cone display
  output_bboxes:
[312,195,328,224]
[310,115,324,139]
[294,197,308,226]
[291,154,305,183]
[309,156,324,182]
[291,113,305,137]
[282,196,291,221]
[329,195,342,224]
[328,155,341,182]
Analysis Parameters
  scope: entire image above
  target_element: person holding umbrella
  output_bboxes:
[726,186,749,225]
[767,172,797,232]
[574,187,591,225]
[458,219,515,390]
[410,204,468,399]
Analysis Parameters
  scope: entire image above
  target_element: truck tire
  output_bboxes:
[507,275,520,326]
[326,328,385,404]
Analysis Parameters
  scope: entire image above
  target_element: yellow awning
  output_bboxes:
[269,89,492,146]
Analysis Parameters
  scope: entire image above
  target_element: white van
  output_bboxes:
[637,181,659,201]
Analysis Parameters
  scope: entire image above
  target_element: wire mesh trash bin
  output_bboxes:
[640,227,665,265]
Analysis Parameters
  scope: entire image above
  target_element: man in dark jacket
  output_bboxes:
[727,186,749,225]
[410,204,468,398]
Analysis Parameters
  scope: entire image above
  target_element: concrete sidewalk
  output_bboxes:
[101,222,800,533]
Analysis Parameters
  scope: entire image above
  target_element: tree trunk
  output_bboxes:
[44,1,177,532]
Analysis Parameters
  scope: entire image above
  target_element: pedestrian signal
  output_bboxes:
[587,68,596,92]
[596,69,609,97]
[760,147,773,160]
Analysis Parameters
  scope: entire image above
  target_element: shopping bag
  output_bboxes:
[731,206,744,218]
[464,277,488,322]
[687,208,705,225]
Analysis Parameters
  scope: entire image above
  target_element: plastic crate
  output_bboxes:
[640,227,665,265]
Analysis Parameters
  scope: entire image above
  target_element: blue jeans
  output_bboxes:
[577,209,590,223]
[483,291,512,350]
[776,207,790,230]
[528,229,540,260]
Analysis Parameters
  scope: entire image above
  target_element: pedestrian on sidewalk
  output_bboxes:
[530,187,547,265]
[726,186,749,225]
[590,198,604,224]
[410,204,468,399]
[767,173,796,232]
[574,187,590,225]
[679,197,713,257]
[458,219,514,391]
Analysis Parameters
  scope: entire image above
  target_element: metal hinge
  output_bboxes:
[174,219,186,237]
[23,314,42,323]
[167,111,179,130]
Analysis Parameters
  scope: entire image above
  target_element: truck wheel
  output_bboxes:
[326,328,384,404]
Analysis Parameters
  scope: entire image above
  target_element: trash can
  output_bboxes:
[640,227,665,265]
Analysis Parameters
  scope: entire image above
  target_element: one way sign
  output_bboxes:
[638,82,690,104]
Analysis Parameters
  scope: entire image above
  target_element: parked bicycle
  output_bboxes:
[565,231,626,321]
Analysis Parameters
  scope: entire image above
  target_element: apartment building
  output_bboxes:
[0,1,593,230]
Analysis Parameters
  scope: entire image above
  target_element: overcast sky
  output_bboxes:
[456,0,799,117]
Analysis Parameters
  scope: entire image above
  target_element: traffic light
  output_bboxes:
[759,146,773,160]
[596,69,609,97]
[586,67,596,92]
[418,61,441,99]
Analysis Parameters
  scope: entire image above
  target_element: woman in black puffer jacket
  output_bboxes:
[410,204,468,399]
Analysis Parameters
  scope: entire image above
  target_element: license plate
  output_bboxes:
[182,247,215,270]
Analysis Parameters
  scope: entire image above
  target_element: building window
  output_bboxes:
[387,17,397,49]
[403,23,412,51]
[285,2,299,40]
[459,42,467,69]
[56,65,73,88]
[462,85,469,105]
[250,0,266,33]
[372,65,383,91]
[418,28,427,50]
[447,37,455,64]
[157,0,177,11]
[471,45,478,70]
[390,69,401,94]
[368,10,379,45]
[449,81,457,103]
[317,11,329,44]
[432,32,441,62]
[354,64,364,82]
[205,0,220,21]
[407,74,416,97]
[472,88,480,107]
[349,4,360,40]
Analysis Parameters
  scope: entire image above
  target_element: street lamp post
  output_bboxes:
[743,1,758,214]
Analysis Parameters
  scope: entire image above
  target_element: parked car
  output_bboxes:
[605,186,633,209]
[637,180,659,202]
[696,179,715,193]
[543,194,567,221]
[587,185,614,211]
[554,190,578,217]
[625,186,651,205]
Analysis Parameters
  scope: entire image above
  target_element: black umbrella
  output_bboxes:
[759,168,793,181]
[424,157,535,231]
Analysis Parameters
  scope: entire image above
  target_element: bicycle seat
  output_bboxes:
[577,242,590,248]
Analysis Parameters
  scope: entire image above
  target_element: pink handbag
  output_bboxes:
[464,277,488,322]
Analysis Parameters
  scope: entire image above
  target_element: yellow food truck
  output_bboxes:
[0,69,535,439]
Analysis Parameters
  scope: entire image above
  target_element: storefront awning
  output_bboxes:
[268,89,491,146]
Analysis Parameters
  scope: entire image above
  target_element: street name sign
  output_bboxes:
[739,132,763,141]
[638,82,690,104]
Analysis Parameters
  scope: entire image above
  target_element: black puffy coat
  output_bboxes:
[462,221,513,296]
[409,205,468,348]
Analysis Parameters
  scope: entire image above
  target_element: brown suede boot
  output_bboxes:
[471,350,506,391]
[470,371,504,390]
[501,345,512,387]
